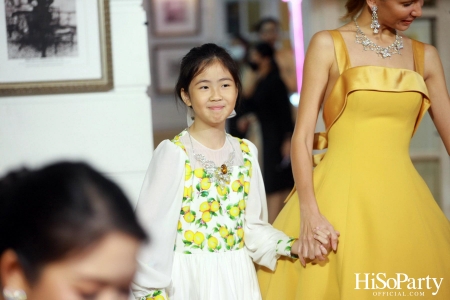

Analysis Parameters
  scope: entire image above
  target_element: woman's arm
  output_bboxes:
[291,31,339,266]
[243,140,330,268]
[423,44,450,155]
[131,141,185,299]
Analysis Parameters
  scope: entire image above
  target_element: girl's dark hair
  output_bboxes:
[175,43,242,106]
[0,162,147,282]
[342,0,366,20]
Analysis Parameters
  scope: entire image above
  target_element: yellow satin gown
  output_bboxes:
[257,31,450,299]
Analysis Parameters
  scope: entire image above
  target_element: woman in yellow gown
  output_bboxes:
[257,0,450,299]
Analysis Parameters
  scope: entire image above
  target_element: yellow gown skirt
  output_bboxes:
[257,89,450,299]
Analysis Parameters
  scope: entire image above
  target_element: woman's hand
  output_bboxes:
[281,138,291,160]
[297,210,339,267]
[313,227,340,253]
[236,116,250,133]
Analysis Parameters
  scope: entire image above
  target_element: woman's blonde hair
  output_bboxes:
[342,0,366,20]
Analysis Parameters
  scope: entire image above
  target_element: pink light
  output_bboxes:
[289,0,304,95]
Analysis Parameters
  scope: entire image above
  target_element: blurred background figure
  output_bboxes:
[227,33,252,140]
[237,42,294,224]
[0,162,147,300]
[254,17,297,94]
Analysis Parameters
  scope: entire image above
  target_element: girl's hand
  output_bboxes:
[313,227,341,253]
[297,211,339,267]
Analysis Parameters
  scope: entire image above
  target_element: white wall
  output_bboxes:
[0,0,152,207]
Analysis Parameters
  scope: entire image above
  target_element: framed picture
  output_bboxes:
[0,0,113,96]
[151,0,200,37]
[153,44,197,94]
[404,17,436,46]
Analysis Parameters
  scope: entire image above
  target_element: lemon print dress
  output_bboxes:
[132,129,296,300]
[257,31,450,299]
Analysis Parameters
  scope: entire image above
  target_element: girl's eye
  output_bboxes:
[403,2,413,6]
[223,84,230,88]
[200,86,209,90]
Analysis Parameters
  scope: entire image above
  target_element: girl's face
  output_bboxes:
[181,60,238,128]
[375,0,423,31]
[2,232,140,300]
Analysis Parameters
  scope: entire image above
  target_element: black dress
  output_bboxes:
[243,67,294,194]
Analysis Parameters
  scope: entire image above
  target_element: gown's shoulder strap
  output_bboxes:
[327,30,351,74]
[412,39,425,77]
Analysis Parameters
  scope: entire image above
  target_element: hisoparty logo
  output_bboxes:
[355,273,444,296]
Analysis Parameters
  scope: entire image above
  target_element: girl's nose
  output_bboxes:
[210,87,222,101]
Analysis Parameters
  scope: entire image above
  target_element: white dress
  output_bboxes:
[131,130,296,300]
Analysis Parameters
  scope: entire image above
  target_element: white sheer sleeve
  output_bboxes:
[243,140,297,271]
[131,140,186,299]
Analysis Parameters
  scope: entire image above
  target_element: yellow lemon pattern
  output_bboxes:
[141,290,167,300]
[172,131,254,255]
[185,163,192,181]
[144,132,298,297]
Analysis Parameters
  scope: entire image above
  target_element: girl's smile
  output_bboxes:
[181,60,238,129]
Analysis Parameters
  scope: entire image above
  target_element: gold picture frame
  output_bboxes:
[0,0,113,96]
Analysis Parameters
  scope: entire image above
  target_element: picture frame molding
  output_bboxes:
[0,0,113,97]
[150,0,201,37]
[152,43,198,95]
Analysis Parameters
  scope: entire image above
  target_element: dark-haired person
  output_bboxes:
[258,0,450,299]
[251,17,297,95]
[238,42,294,224]
[0,162,147,300]
[131,43,331,300]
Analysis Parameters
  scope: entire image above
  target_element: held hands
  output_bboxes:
[294,212,340,267]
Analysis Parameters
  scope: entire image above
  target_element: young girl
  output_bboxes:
[131,44,330,300]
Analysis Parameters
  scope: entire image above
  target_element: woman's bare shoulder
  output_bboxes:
[309,30,334,49]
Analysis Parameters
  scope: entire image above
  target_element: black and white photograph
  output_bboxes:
[0,0,112,96]
[151,0,199,37]
[5,0,77,59]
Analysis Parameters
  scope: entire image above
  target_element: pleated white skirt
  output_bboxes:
[170,249,262,300]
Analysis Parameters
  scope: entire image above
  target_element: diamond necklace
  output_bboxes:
[354,18,403,59]
[187,128,235,188]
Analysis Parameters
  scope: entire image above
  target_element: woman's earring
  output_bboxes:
[371,6,380,34]
[3,288,27,300]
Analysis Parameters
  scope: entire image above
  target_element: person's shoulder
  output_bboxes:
[154,139,184,155]
[422,42,442,79]
[401,35,437,54]
[306,31,336,65]
[423,43,440,60]
[237,137,259,156]
[404,36,441,66]
[309,30,335,48]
